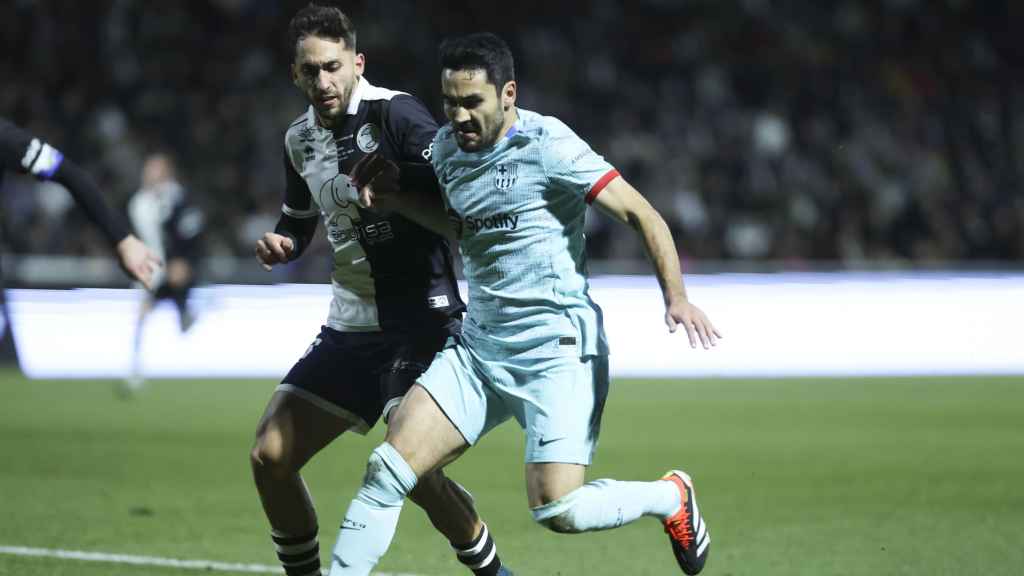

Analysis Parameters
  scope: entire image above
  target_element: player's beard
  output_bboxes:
[480,104,508,148]
[315,75,358,127]
[458,105,505,152]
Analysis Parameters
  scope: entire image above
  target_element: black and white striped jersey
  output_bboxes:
[282,77,464,333]
[128,180,203,265]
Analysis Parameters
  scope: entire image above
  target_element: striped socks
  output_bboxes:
[272,523,506,575]
[271,529,320,576]
[452,523,504,576]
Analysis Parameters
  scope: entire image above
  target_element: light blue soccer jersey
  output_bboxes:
[431,108,619,358]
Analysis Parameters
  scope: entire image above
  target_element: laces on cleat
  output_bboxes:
[664,508,695,549]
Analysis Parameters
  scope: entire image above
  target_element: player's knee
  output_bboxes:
[356,443,418,507]
[249,433,295,481]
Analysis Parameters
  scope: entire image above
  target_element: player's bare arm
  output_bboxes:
[350,152,456,240]
[592,176,721,349]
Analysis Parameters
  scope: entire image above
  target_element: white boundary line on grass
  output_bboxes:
[0,545,423,576]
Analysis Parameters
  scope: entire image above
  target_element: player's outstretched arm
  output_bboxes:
[591,176,722,349]
[48,157,133,247]
[350,152,456,239]
[2,117,161,286]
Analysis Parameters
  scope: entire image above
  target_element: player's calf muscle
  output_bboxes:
[409,470,481,544]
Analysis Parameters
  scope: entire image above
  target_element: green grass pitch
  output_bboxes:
[1,368,1022,575]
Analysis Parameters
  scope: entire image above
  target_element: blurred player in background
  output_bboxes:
[124,152,204,392]
[0,116,160,362]
[249,5,512,576]
[336,33,721,575]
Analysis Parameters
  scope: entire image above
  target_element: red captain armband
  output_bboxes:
[585,169,620,204]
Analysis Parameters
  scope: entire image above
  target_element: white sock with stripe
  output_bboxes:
[271,528,320,576]
[452,523,504,575]
[531,479,681,532]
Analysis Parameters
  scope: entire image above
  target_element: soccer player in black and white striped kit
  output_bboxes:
[125,151,205,391]
[249,5,512,576]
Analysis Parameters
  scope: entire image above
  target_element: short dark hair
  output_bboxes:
[438,33,515,92]
[287,2,357,61]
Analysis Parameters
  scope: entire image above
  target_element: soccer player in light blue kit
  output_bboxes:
[332,33,722,575]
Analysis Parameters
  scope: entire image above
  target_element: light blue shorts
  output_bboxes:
[417,334,610,465]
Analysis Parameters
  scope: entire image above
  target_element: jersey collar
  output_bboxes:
[345,76,369,116]
[505,110,524,139]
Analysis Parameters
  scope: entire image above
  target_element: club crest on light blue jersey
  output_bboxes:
[494,162,518,190]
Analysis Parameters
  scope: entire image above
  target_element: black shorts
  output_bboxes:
[277,324,454,433]
[152,281,191,302]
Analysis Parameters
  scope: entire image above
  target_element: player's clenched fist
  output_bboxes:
[255,232,294,271]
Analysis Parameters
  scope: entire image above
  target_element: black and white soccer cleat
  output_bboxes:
[662,470,710,574]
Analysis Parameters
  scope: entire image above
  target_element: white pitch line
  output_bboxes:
[0,546,280,574]
[0,545,423,576]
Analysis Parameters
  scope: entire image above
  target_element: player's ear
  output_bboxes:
[354,52,365,75]
[501,80,517,111]
[290,62,302,89]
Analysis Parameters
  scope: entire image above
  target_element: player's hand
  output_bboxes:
[115,234,162,290]
[350,152,400,209]
[665,300,722,350]
[255,232,294,271]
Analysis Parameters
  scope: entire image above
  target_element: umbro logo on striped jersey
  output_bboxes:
[298,125,316,143]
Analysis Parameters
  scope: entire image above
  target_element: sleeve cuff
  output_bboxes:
[281,203,319,219]
[585,169,620,204]
[22,138,65,179]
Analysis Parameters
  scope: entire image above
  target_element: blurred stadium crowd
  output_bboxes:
[1,0,1020,280]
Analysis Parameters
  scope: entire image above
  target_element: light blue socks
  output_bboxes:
[329,443,418,575]
[531,478,680,533]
